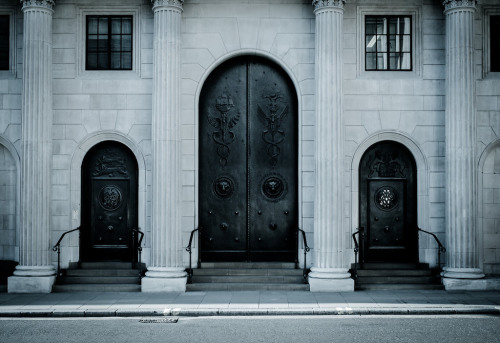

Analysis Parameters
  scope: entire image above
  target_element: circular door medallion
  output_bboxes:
[99,185,122,211]
[261,174,287,202]
[375,186,398,211]
[212,176,235,200]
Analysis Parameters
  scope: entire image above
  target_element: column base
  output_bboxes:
[308,268,354,292]
[141,267,187,292]
[442,267,489,291]
[8,265,56,293]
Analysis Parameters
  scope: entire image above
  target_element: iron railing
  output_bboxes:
[351,227,364,279]
[186,226,202,284]
[132,228,145,276]
[418,227,446,270]
[297,228,310,284]
[52,226,81,278]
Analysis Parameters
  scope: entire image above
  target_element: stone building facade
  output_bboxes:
[0,0,499,292]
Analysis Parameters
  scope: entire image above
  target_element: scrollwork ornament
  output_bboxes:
[312,0,346,11]
[442,0,477,14]
[152,0,184,11]
[20,0,55,12]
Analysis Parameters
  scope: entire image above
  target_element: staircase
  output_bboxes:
[352,262,444,290]
[53,262,143,292]
[187,262,309,291]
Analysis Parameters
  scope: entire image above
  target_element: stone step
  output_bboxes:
[186,283,310,291]
[58,276,140,285]
[69,262,140,270]
[200,262,297,269]
[355,283,444,291]
[191,275,304,284]
[352,263,430,270]
[356,276,438,284]
[65,269,140,277]
[194,268,303,276]
[53,283,141,292]
[355,269,433,277]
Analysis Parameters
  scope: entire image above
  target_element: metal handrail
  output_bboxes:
[297,228,310,284]
[186,226,202,284]
[351,227,363,279]
[52,226,81,278]
[418,227,446,269]
[132,228,144,276]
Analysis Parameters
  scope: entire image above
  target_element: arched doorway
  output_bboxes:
[81,141,138,262]
[199,56,298,262]
[359,141,418,263]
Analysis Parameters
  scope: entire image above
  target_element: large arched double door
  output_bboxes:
[199,56,298,262]
[81,141,138,262]
[359,141,418,263]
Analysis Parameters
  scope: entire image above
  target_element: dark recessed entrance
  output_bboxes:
[199,56,298,262]
[359,141,418,263]
[81,141,138,262]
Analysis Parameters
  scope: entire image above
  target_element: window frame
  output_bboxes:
[357,6,421,79]
[77,6,141,78]
[85,15,133,71]
[0,9,16,77]
[364,15,413,72]
[483,8,500,78]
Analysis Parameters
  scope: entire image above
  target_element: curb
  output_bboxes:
[1,306,499,318]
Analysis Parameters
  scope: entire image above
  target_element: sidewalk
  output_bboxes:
[0,290,499,317]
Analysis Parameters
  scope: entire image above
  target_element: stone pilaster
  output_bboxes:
[8,0,56,293]
[142,0,186,292]
[442,0,485,290]
[308,0,353,292]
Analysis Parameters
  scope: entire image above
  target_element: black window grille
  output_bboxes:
[0,15,9,70]
[491,16,500,72]
[86,16,132,70]
[365,15,412,71]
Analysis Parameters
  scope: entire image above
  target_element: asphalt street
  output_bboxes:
[1,315,499,343]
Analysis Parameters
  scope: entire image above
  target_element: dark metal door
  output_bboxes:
[81,141,138,262]
[199,56,298,262]
[359,141,417,262]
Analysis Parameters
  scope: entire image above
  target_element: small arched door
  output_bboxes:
[81,141,138,262]
[199,56,298,262]
[359,141,418,263]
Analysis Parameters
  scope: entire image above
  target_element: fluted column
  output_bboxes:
[142,0,186,292]
[308,0,353,292]
[8,0,56,293]
[442,0,485,290]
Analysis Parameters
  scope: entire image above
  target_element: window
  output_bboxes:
[86,16,132,70]
[491,16,500,72]
[0,15,9,70]
[365,16,412,71]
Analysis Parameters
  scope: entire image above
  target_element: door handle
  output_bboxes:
[269,223,277,231]
[220,223,228,231]
[384,226,390,233]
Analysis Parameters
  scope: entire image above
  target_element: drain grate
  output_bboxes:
[139,317,179,324]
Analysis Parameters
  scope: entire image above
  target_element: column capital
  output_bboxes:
[442,0,477,14]
[20,0,55,12]
[312,0,346,13]
[151,0,183,12]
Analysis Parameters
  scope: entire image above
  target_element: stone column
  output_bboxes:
[308,0,353,292]
[8,0,56,293]
[142,0,186,292]
[442,0,485,290]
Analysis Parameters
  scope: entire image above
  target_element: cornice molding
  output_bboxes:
[151,0,183,12]
[20,0,55,12]
[312,0,346,13]
[443,0,477,14]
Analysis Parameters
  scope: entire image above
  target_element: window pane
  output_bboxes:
[88,18,98,34]
[491,16,500,72]
[366,53,377,70]
[0,15,9,70]
[87,35,98,51]
[97,52,109,69]
[98,18,108,34]
[111,18,121,34]
[122,36,132,51]
[366,35,377,52]
[376,35,387,52]
[377,53,387,69]
[401,35,411,52]
[122,18,132,34]
[111,52,121,69]
[122,53,132,70]
[87,53,97,69]
[377,18,387,34]
[110,35,121,51]
[366,17,377,35]
[98,35,108,50]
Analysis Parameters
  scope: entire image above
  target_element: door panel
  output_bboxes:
[82,141,138,262]
[199,56,297,262]
[359,141,417,263]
